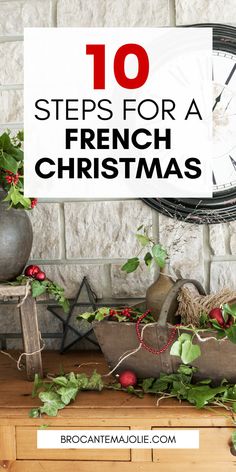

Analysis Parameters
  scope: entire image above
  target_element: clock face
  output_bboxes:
[213,50,236,193]
[142,24,236,224]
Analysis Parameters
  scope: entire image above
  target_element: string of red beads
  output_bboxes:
[135,310,179,355]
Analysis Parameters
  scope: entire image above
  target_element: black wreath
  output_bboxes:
[142,24,236,224]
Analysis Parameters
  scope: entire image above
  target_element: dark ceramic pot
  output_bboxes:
[0,188,33,281]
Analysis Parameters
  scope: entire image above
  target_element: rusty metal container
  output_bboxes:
[93,279,236,384]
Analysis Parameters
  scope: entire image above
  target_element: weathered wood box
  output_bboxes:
[93,279,236,384]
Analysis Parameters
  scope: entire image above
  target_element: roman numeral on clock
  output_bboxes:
[212,172,216,185]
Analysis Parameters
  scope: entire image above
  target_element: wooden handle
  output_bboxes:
[157,278,206,327]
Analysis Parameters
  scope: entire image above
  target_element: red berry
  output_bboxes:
[24,265,40,277]
[119,370,137,388]
[208,307,234,329]
[31,198,38,209]
[209,307,225,327]
[35,271,46,281]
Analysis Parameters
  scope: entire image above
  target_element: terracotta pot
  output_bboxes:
[0,188,33,281]
[146,272,174,317]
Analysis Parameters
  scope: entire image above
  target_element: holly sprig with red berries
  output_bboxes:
[11,264,70,313]
[0,130,37,210]
[78,306,155,324]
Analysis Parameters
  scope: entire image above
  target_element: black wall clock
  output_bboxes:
[143,24,236,224]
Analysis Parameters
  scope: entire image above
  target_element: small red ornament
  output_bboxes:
[119,370,137,388]
[35,271,46,281]
[24,265,40,277]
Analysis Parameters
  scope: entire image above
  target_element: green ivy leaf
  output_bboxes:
[177,365,196,375]
[57,386,78,405]
[87,371,103,391]
[144,252,153,268]
[178,333,192,343]
[39,391,65,417]
[29,408,40,418]
[121,257,140,273]
[151,244,167,269]
[95,312,106,321]
[181,340,201,365]
[32,374,44,398]
[31,280,47,297]
[136,234,150,247]
[187,385,227,408]
[76,373,89,389]
[141,378,155,393]
[52,376,68,387]
[170,340,182,356]
[79,312,94,321]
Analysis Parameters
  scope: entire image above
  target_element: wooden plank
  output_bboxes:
[0,285,28,298]
[0,426,16,460]
[152,427,235,463]
[16,426,130,461]
[19,297,43,380]
[10,461,236,472]
[130,426,152,462]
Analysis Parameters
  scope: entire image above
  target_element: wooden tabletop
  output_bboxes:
[0,350,232,427]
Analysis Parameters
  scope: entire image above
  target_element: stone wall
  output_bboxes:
[0,0,236,349]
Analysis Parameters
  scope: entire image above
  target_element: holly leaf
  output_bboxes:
[31,280,47,297]
[226,326,236,344]
[121,257,140,273]
[181,340,201,365]
[39,391,65,417]
[0,152,19,173]
[0,132,12,150]
[151,244,167,269]
[16,130,24,142]
[223,303,236,318]
[136,234,150,247]
[144,252,153,268]
[10,147,23,161]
